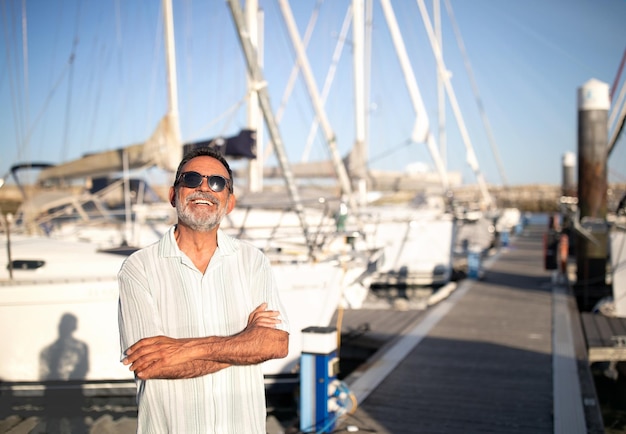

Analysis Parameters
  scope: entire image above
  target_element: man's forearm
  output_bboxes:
[193,326,288,365]
[123,328,288,380]
[146,359,231,380]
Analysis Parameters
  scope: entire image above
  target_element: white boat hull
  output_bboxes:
[0,234,372,390]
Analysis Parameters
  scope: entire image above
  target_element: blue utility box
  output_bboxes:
[467,248,482,280]
[300,326,339,433]
[501,230,510,247]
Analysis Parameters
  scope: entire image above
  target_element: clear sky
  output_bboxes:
[1,0,625,188]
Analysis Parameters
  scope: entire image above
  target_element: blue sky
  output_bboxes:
[1,0,625,188]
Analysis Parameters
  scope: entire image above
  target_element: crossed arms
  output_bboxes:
[122,303,288,380]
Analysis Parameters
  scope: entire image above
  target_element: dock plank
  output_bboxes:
[332,225,602,434]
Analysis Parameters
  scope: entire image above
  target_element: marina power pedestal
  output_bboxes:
[467,247,482,280]
[299,326,339,433]
[500,230,510,247]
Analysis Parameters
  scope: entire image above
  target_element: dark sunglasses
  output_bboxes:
[175,171,231,192]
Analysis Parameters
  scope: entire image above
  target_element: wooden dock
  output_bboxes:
[330,223,604,434]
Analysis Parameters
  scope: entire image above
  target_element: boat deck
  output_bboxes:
[328,223,604,434]
[581,312,626,363]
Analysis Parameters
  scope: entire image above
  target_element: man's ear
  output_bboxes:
[226,194,236,215]
[169,186,176,207]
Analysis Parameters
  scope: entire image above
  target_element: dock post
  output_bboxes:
[561,151,577,198]
[544,214,559,271]
[560,152,577,257]
[575,79,609,308]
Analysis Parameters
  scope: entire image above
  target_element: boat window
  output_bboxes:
[99,246,141,256]
[9,260,45,270]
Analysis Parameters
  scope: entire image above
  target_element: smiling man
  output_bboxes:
[117,147,289,434]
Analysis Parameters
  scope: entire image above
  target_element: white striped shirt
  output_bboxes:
[118,226,289,433]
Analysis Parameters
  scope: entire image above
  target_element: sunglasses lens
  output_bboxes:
[209,176,227,192]
[181,172,203,188]
[178,172,229,192]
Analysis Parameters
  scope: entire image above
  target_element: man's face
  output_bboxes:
[171,156,234,232]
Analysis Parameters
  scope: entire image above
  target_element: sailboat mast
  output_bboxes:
[245,0,263,193]
[163,0,179,123]
[364,0,373,186]
[352,0,367,205]
[434,0,446,169]
[276,0,357,212]
[226,0,314,257]
[415,0,492,208]
[379,0,449,191]
[161,0,182,171]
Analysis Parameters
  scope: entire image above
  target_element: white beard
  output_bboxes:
[175,191,227,232]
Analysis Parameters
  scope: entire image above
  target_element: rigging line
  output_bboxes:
[20,60,73,154]
[609,74,626,130]
[173,5,224,137]
[609,107,626,152]
[60,0,82,162]
[94,0,122,155]
[300,3,352,163]
[368,138,413,165]
[145,0,165,136]
[609,168,626,183]
[608,74,626,156]
[189,94,248,139]
[85,43,109,154]
[263,0,324,161]
[443,0,508,187]
[610,46,626,102]
[608,107,625,158]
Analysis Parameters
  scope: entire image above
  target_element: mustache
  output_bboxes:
[184,192,221,206]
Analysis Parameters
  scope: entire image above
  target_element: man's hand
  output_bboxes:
[246,302,282,329]
[122,335,207,379]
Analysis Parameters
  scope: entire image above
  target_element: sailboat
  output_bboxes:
[0,0,383,393]
[0,0,182,394]
[245,0,462,290]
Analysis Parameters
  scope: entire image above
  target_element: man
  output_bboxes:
[118,147,289,433]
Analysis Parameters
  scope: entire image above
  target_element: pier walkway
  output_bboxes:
[332,223,604,434]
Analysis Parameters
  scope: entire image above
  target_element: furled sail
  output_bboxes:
[36,113,182,183]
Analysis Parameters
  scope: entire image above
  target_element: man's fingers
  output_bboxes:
[124,343,159,364]
[126,351,159,372]
[249,311,280,326]
[247,309,282,330]
[125,335,165,356]
[254,320,280,328]
[123,336,184,371]
[134,360,162,379]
